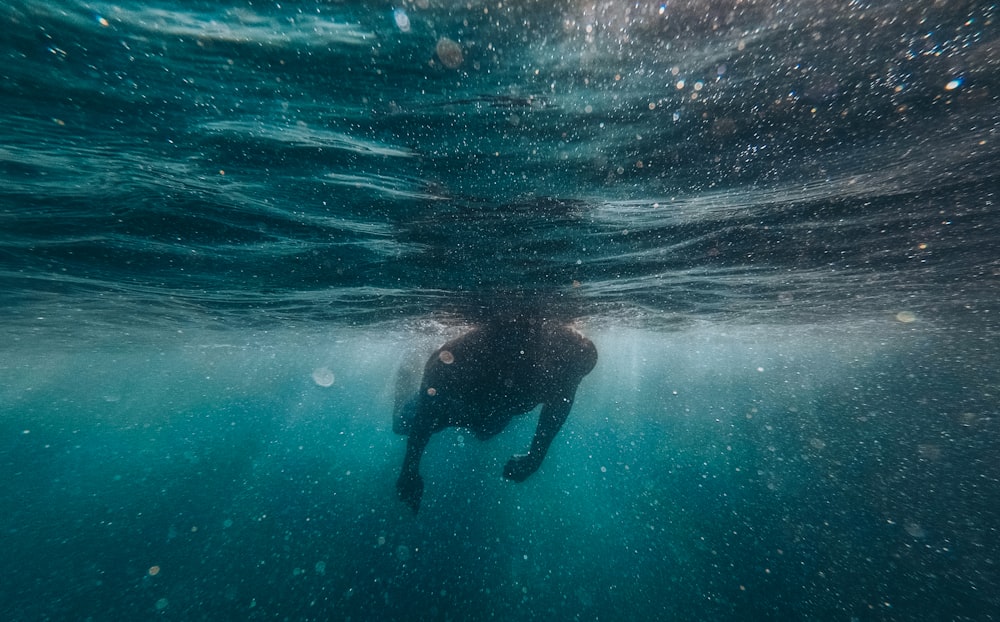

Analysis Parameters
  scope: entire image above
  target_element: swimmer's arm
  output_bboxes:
[503,390,575,482]
[397,407,434,513]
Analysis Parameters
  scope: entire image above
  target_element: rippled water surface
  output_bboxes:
[1,1,998,620]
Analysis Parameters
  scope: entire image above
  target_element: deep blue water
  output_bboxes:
[1,1,999,620]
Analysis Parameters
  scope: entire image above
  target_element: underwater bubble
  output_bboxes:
[917,444,942,461]
[904,521,927,538]
[393,8,411,32]
[312,367,335,387]
[396,545,411,562]
[436,37,463,68]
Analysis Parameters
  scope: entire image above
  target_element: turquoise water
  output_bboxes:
[1,1,998,620]
[7,323,993,620]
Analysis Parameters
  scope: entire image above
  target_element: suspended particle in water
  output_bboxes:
[895,311,916,323]
[148,566,161,577]
[427,387,437,396]
[917,443,942,461]
[155,598,169,611]
[435,37,463,68]
[315,561,327,575]
[439,350,454,364]
[312,367,335,387]
[944,78,963,91]
[396,545,412,562]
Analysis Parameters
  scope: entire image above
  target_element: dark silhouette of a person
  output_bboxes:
[395,318,598,513]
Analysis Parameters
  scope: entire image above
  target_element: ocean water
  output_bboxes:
[1,0,998,620]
